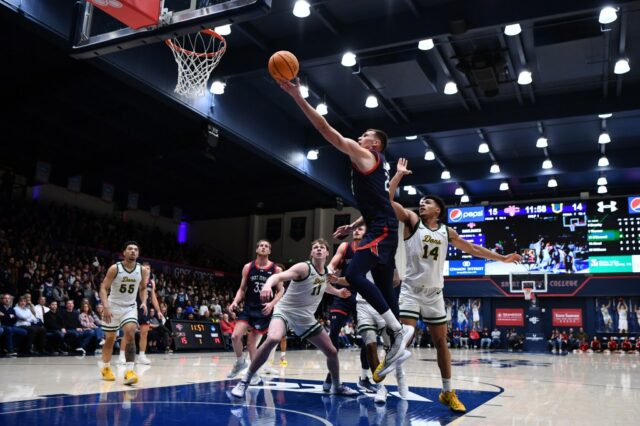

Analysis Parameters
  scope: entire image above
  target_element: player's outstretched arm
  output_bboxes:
[278,79,374,168]
[261,262,308,303]
[389,158,419,232]
[325,283,351,299]
[449,227,523,263]
[333,216,365,239]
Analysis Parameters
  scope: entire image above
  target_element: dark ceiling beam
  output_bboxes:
[616,12,628,97]
[217,0,640,79]
[313,4,343,36]
[234,21,271,52]
[432,41,470,111]
[403,0,421,17]
[497,30,524,106]
[362,84,640,137]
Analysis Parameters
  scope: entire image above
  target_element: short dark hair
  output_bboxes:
[421,195,446,221]
[368,128,388,152]
[122,241,140,252]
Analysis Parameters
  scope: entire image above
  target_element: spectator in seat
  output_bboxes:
[605,337,618,353]
[621,336,633,353]
[14,295,47,355]
[220,312,235,349]
[79,301,104,347]
[52,279,68,305]
[460,327,470,349]
[589,336,602,353]
[480,328,492,349]
[452,328,461,348]
[634,337,640,354]
[576,327,588,344]
[491,328,501,349]
[43,300,68,355]
[578,339,589,353]
[33,296,49,324]
[60,299,95,355]
[469,328,480,349]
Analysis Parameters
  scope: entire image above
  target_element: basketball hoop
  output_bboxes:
[165,29,227,98]
[523,288,533,301]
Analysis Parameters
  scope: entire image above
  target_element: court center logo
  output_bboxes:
[448,206,485,223]
[628,196,640,214]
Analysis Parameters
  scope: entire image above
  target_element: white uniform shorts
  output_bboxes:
[272,306,322,341]
[356,300,386,334]
[399,285,447,325]
[102,303,139,332]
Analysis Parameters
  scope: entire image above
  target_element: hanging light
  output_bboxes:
[614,58,630,75]
[536,137,548,148]
[599,6,618,24]
[504,23,522,36]
[597,176,608,186]
[547,177,558,188]
[306,149,319,160]
[598,132,611,144]
[478,142,490,153]
[209,80,226,95]
[598,156,610,167]
[455,186,464,196]
[404,185,417,195]
[418,39,434,51]
[598,113,612,119]
[405,135,418,140]
[444,81,458,95]
[440,169,451,180]
[517,70,532,85]
[542,158,553,169]
[365,95,378,108]
[424,150,435,161]
[597,185,608,194]
[490,163,500,174]
[292,0,311,18]
[500,181,509,191]
[460,194,470,203]
[299,84,309,98]
[315,102,328,115]
[341,52,357,67]
[214,24,231,36]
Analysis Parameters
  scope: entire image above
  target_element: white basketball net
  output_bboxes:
[165,30,227,98]
[523,288,533,300]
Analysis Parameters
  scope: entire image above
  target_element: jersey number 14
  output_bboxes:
[422,245,439,261]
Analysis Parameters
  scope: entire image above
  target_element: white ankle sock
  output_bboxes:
[361,369,369,380]
[442,378,452,392]
[381,310,402,331]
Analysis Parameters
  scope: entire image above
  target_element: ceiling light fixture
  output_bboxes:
[504,23,522,36]
[214,24,231,36]
[365,95,378,108]
[455,186,464,196]
[306,149,319,160]
[598,156,610,167]
[441,169,451,180]
[490,163,500,174]
[341,52,357,67]
[405,135,418,140]
[299,84,309,98]
[500,181,509,191]
[418,38,435,51]
[209,80,226,95]
[292,0,311,18]
[598,113,612,119]
[424,150,435,161]
[542,158,553,169]
[517,70,532,85]
[536,137,548,148]
[444,81,458,95]
[614,58,630,74]
[599,6,618,24]
[404,185,417,195]
[597,176,608,186]
[597,185,608,194]
[478,142,490,153]
[547,177,558,188]
[460,194,470,203]
[315,102,328,115]
[598,132,611,144]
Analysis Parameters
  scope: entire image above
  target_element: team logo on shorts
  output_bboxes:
[628,196,640,214]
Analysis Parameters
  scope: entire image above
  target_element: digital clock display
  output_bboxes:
[170,320,225,350]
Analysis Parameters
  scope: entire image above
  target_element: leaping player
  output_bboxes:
[98,241,148,385]
[389,158,521,412]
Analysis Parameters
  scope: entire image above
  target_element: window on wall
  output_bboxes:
[290,217,306,241]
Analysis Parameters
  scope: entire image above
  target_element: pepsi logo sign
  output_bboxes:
[629,196,640,214]
[447,206,485,223]
[449,209,463,222]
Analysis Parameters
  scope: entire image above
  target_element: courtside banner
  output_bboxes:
[552,309,583,327]
[495,308,524,326]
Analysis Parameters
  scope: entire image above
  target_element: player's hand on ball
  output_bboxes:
[504,252,523,264]
[338,288,351,299]
[278,78,300,97]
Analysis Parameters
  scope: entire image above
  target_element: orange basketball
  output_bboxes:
[268,51,299,81]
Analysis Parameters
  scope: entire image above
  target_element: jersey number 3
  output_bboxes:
[119,284,136,294]
[422,245,439,260]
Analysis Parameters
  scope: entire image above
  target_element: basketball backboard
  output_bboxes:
[509,272,548,294]
[72,0,271,58]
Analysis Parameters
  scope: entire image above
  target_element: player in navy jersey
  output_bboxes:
[322,224,375,393]
[280,79,413,379]
[228,240,284,378]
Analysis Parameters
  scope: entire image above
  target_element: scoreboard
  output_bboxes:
[444,196,640,276]
[170,320,225,350]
